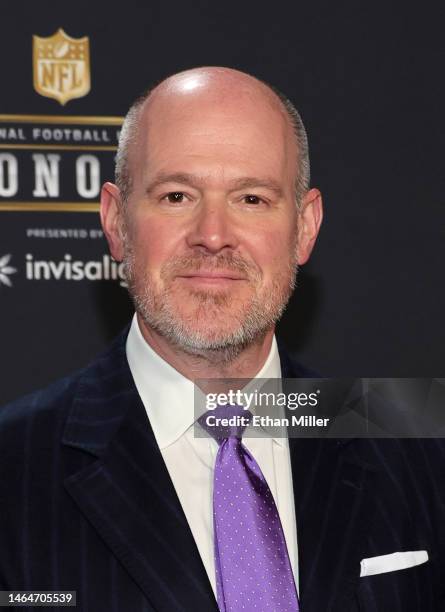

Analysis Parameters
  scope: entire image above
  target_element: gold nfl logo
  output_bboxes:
[33,28,90,105]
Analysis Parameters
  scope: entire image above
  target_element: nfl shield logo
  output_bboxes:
[33,28,91,105]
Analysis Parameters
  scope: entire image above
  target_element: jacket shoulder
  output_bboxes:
[0,369,83,435]
[0,326,129,434]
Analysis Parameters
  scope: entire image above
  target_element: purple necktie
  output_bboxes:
[199,404,299,611]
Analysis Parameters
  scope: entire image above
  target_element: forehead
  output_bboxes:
[129,88,298,190]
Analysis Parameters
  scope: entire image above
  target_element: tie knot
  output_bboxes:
[198,404,252,443]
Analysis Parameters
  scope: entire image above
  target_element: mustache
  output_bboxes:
[161,252,261,280]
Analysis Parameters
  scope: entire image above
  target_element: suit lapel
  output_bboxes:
[62,332,218,612]
[279,346,376,611]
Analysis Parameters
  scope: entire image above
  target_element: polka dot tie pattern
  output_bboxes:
[199,404,299,612]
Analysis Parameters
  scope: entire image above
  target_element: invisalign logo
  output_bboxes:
[25,253,126,286]
[0,254,17,287]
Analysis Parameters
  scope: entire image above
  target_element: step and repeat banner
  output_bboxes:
[1,2,443,403]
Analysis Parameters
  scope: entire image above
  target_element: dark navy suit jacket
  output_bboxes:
[1,328,445,611]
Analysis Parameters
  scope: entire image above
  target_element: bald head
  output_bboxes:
[115,67,310,207]
[144,67,287,111]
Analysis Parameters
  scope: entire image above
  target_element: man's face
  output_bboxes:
[117,87,302,354]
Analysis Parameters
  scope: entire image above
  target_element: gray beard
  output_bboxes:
[123,247,298,363]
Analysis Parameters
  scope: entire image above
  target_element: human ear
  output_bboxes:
[296,188,323,265]
[100,182,126,262]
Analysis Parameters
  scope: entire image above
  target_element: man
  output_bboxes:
[1,67,444,612]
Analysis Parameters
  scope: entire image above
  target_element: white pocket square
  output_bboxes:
[360,550,428,577]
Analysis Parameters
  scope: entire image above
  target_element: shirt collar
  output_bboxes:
[126,313,284,449]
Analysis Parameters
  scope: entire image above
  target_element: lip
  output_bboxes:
[177,271,247,281]
[176,272,247,287]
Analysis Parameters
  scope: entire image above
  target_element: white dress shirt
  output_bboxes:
[126,313,299,595]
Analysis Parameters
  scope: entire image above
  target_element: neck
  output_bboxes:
[136,312,275,382]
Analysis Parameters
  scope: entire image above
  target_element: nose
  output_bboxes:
[186,197,238,254]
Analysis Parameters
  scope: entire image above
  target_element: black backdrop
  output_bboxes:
[1,0,443,404]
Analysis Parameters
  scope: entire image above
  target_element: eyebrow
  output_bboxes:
[145,172,284,198]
